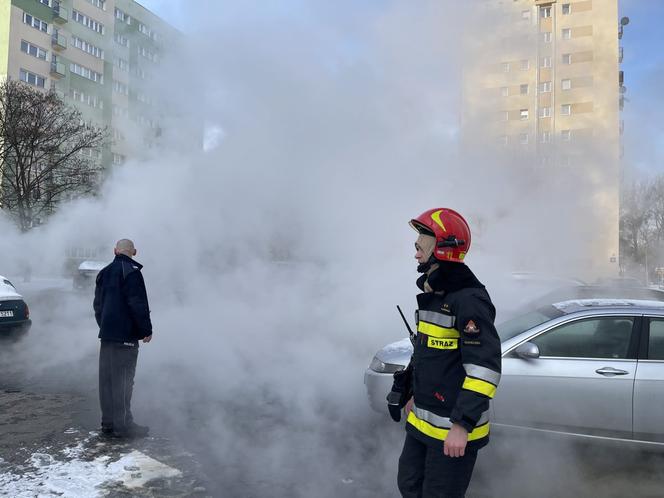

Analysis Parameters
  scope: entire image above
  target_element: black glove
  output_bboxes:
[386,363,413,422]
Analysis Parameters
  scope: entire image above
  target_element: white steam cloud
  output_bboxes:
[0,1,636,496]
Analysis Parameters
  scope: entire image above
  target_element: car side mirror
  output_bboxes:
[514,342,540,359]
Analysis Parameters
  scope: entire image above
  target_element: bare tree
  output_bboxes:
[0,79,106,231]
[620,179,653,267]
[648,176,664,243]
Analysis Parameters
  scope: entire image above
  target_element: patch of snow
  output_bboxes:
[0,275,22,300]
[553,299,664,312]
[78,261,107,272]
[380,338,412,355]
[0,439,182,497]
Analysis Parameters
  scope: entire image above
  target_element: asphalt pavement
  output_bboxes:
[1,278,664,497]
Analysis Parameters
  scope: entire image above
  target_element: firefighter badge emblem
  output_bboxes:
[464,320,480,335]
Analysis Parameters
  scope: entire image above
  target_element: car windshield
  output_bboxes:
[497,305,564,341]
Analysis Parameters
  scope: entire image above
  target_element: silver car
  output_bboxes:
[365,297,664,444]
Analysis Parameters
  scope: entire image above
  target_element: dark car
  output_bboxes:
[0,276,32,335]
[73,260,107,291]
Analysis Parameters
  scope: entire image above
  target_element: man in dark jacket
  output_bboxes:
[392,209,502,498]
[93,239,153,438]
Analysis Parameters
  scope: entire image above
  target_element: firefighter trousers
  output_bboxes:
[397,433,478,498]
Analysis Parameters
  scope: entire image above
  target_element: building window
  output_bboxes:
[561,79,572,90]
[520,109,529,120]
[114,57,129,71]
[519,133,529,144]
[137,22,158,40]
[501,86,509,97]
[134,67,146,80]
[138,46,158,62]
[540,56,552,68]
[19,68,46,88]
[71,36,104,59]
[520,59,529,70]
[136,93,154,105]
[115,8,131,24]
[114,33,130,48]
[562,3,571,15]
[561,129,572,141]
[113,105,129,118]
[112,153,126,165]
[562,53,572,64]
[542,32,552,43]
[562,28,572,40]
[70,89,104,109]
[501,111,509,121]
[520,84,529,95]
[71,10,104,34]
[539,107,552,118]
[561,104,571,116]
[540,6,552,18]
[70,62,103,83]
[502,62,510,73]
[20,40,47,60]
[521,10,531,20]
[539,81,552,93]
[85,0,106,10]
[498,135,509,146]
[113,80,129,96]
[22,12,48,33]
[37,0,50,5]
[541,131,551,143]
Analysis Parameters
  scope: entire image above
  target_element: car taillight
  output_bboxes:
[25,303,29,319]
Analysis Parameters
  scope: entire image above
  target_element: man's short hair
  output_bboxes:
[115,239,135,256]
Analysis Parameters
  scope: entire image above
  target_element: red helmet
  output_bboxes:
[409,208,471,263]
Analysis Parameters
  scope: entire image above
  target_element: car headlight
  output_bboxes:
[369,356,405,374]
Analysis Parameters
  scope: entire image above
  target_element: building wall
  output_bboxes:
[0,0,177,177]
[463,0,621,279]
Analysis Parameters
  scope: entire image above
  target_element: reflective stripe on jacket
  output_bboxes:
[406,287,501,450]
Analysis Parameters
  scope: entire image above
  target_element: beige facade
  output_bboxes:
[463,0,621,279]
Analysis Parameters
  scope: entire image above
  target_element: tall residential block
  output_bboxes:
[463,0,622,278]
[0,0,177,175]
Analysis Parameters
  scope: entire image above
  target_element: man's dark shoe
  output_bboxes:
[127,422,150,437]
[101,425,114,436]
[111,422,150,439]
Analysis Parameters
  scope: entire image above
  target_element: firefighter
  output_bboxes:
[393,208,501,498]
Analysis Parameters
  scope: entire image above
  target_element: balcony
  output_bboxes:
[619,47,624,63]
[51,31,67,51]
[52,1,68,23]
[50,61,66,78]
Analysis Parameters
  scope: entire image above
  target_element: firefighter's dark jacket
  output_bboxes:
[93,254,152,343]
[406,263,501,450]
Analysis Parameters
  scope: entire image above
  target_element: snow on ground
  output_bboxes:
[0,433,182,497]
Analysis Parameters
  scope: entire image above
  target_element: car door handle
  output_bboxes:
[595,367,629,376]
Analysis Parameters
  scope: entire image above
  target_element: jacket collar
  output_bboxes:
[114,253,143,270]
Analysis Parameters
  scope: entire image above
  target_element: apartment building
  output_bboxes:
[0,0,177,174]
[463,0,622,277]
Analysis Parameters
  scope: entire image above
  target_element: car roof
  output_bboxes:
[529,285,664,309]
[552,298,664,314]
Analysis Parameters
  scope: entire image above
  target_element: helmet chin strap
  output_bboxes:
[417,254,439,274]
